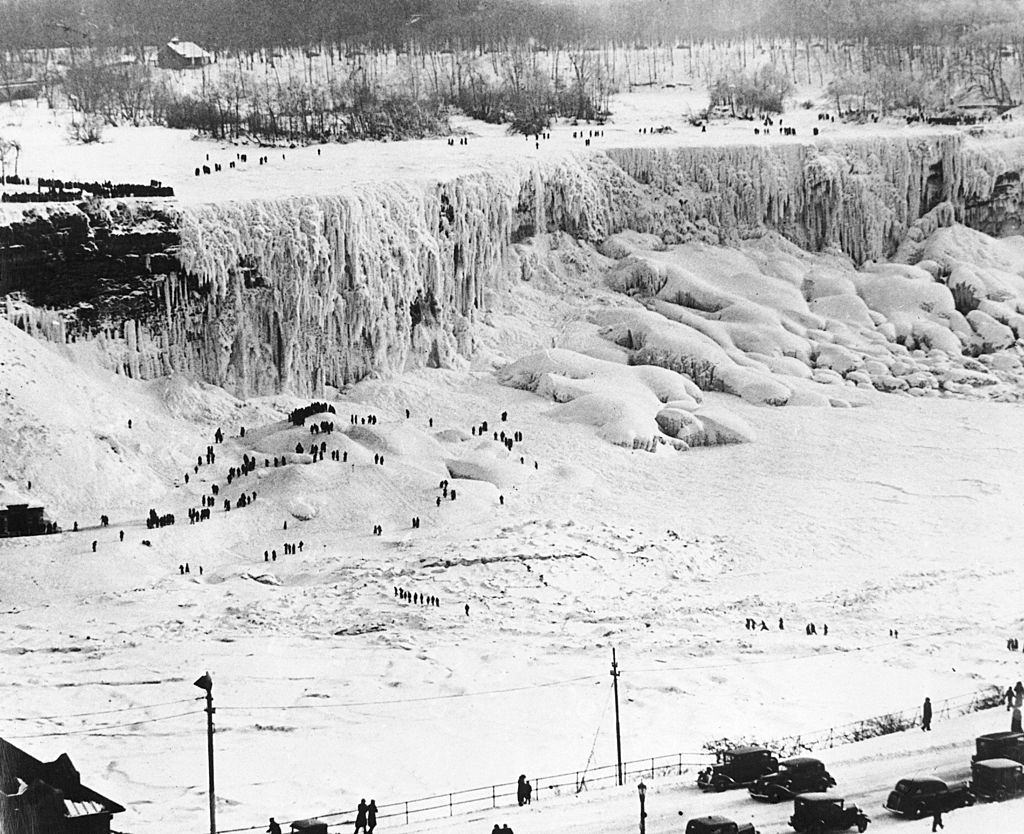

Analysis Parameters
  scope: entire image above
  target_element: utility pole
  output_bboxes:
[611,647,622,786]
[194,672,216,834]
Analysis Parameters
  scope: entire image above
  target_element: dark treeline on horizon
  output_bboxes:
[1,0,1022,54]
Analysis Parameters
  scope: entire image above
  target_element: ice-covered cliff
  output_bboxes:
[4,129,1024,396]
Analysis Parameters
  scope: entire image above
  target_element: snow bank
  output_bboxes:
[497,348,758,450]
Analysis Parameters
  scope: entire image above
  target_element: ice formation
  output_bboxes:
[4,129,1024,407]
[589,223,1024,410]
[496,348,738,449]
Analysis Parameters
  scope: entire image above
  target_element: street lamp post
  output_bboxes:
[638,781,647,834]
[194,672,216,834]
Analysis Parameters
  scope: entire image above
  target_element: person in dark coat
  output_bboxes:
[922,697,932,731]
[931,809,943,832]
[367,800,378,834]
[268,818,282,834]
[1013,707,1023,734]
[518,775,532,805]
[355,799,368,834]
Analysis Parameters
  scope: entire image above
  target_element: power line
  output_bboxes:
[218,674,603,713]
[0,697,200,723]
[221,628,969,718]
[4,710,202,739]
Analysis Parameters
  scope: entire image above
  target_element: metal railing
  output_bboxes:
[213,685,1003,833]
[729,685,1005,759]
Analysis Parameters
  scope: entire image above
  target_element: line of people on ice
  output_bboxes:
[742,619,908,639]
[146,508,175,528]
[395,587,440,607]
[742,617,829,636]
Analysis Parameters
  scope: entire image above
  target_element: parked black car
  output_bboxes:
[969,758,1024,802]
[972,732,1024,765]
[749,757,836,803]
[789,793,869,833]
[698,746,779,792]
[883,776,974,818]
[685,815,758,834]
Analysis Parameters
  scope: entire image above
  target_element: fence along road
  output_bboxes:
[212,685,1002,833]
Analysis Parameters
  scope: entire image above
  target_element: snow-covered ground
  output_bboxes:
[3,278,1024,832]
[3,83,1024,834]
[0,88,1003,206]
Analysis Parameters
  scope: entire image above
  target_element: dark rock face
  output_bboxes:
[965,171,1024,237]
[0,200,181,332]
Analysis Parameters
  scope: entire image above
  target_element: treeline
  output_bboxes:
[61,54,450,142]
[49,34,618,142]
[2,0,1022,54]
[5,0,1024,142]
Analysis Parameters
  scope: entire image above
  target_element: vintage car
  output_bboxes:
[969,758,1024,802]
[697,746,779,792]
[883,776,974,818]
[972,731,1024,765]
[684,815,758,834]
[789,793,869,833]
[749,757,836,802]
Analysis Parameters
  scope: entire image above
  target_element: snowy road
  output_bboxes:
[398,708,1022,834]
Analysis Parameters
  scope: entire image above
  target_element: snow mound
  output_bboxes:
[497,348,751,450]
[445,447,523,488]
[286,497,319,520]
[244,572,282,586]
[592,230,1024,411]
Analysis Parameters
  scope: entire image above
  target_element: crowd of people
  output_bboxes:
[53,400,541,619]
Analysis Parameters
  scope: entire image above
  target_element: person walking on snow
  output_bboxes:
[922,697,932,731]
[354,799,368,834]
[1012,707,1023,734]
[367,800,378,834]
[267,819,282,834]
[931,809,944,831]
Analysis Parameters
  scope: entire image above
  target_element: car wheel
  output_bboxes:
[857,819,869,832]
